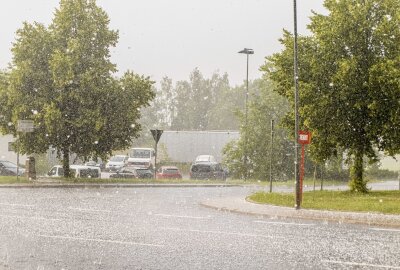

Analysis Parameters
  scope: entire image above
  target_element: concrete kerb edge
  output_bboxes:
[0,183,240,189]
[200,198,400,229]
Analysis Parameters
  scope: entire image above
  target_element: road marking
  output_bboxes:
[38,234,164,247]
[163,227,283,239]
[0,213,63,221]
[322,260,400,269]
[155,214,211,219]
[369,228,400,233]
[254,220,316,226]
[68,207,111,213]
[0,203,35,207]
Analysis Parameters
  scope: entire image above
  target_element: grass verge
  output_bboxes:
[0,176,31,184]
[248,190,400,215]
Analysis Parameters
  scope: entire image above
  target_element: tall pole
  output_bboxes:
[16,134,19,182]
[398,170,400,191]
[150,129,163,180]
[154,140,157,180]
[239,48,254,181]
[239,48,253,181]
[293,0,301,209]
[244,53,249,181]
[269,119,274,192]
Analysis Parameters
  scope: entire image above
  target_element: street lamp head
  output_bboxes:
[238,48,254,55]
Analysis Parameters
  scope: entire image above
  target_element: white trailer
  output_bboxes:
[158,130,239,163]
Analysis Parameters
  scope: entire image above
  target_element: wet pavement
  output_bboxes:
[0,186,399,269]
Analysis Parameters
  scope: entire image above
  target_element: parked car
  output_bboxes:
[135,168,154,179]
[109,167,137,179]
[0,160,25,176]
[156,166,182,179]
[190,162,226,180]
[47,165,101,178]
[105,155,128,172]
[110,167,153,179]
[85,158,105,171]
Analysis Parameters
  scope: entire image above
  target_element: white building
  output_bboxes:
[158,130,240,163]
[0,134,27,165]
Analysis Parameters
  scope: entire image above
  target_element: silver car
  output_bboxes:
[0,160,25,176]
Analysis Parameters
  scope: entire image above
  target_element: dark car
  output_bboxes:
[135,168,154,179]
[190,162,226,180]
[109,167,137,179]
[0,160,25,176]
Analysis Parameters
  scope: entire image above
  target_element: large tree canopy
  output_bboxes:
[264,0,400,192]
[223,79,291,180]
[0,0,154,177]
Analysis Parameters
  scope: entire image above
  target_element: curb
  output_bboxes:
[0,183,239,189]
[200,197,400,228]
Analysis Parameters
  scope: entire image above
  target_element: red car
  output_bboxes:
[156,166,182,179]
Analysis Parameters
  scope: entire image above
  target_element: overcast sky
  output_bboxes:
[0,0,326,86]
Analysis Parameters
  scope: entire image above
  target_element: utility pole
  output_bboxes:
[238,48,254,181]
[269,119,274,192]
[150,129,163,179]
[293,0,301,209]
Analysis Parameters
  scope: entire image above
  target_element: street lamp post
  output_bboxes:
[293,0,301,209]
[238,48,254,181]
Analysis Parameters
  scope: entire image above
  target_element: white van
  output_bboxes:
[127,148,155,169]
[47,165,101,178]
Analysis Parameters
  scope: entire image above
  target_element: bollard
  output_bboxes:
[25,156,36,180]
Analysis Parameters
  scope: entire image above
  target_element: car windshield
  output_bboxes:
[120,167,135,173]
[131,149,151,159]
[164,168,179,173]
[1,161,17,168]
[195,155,214,162]
[110,156,125,162]
[191,164,211,173]
[136,169,151,175]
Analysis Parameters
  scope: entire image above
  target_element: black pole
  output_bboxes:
[150,129,163,180]
[320,164,324,191]
[293,0,301,209]
[269,119,274,192]
[244,53,249,181]
[154,139,157,179]
[238,48,253,181]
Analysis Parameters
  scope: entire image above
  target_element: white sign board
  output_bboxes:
[17,120,34,132]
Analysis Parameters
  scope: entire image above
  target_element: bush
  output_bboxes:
[366,168,398,180]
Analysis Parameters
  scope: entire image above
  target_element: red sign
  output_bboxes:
[298,130,311,145]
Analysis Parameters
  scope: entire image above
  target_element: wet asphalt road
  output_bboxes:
[0,186,399,270]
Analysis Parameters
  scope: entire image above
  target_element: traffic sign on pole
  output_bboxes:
[17,120,34,132]
[150,129,163,179]
[298,130,311,145]
[298,130,311,203]
[151,129,163,143]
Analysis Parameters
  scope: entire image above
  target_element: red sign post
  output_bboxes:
[298,131,311,202]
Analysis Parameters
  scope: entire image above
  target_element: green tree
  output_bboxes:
[172,68,211,130]
[170,68,238,131]
[264,0,400,192]
[223,79,291,180]
[0,0,154,177]
[153,77,177,129]
[207,73,241,130]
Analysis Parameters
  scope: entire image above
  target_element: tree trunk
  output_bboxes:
[62,146,71,178]
[349,150,368,192]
